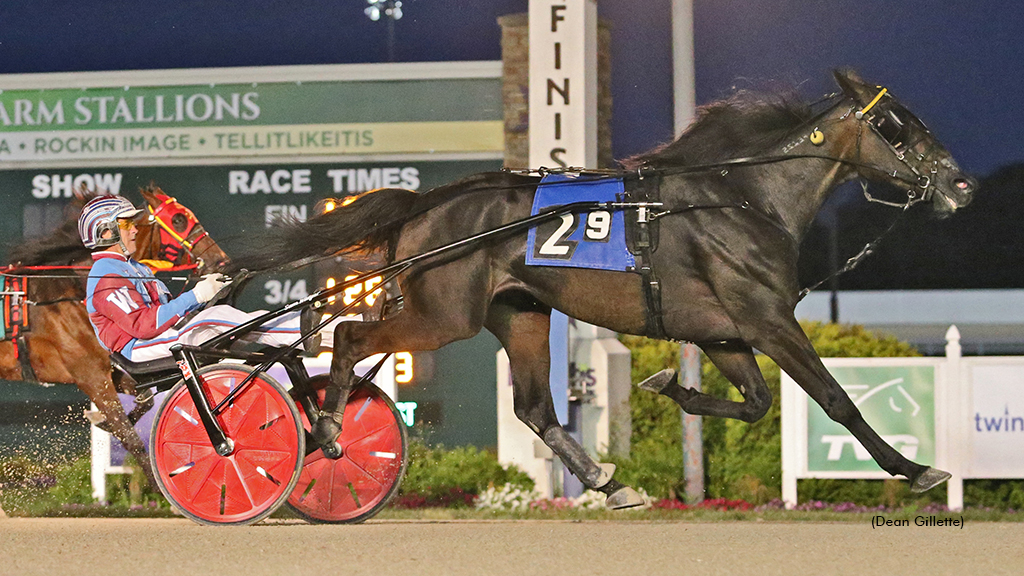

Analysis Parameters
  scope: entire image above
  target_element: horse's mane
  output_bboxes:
[622,89,813,169]
[6,196,96,267]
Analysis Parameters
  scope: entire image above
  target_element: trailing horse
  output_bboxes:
[232,70,976,506]
[0,186,227,486]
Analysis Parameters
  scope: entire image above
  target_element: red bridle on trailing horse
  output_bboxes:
[142,192,215,272]
[1,193,213,313]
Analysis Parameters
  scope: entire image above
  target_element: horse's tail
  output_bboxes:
[228,188,420,273]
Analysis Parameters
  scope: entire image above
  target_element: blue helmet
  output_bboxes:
[77,195,143,249]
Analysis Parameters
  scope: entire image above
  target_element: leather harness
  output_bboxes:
[2,274,40,382]
[622,170,668,340]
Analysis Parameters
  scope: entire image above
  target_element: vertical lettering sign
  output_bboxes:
[529,0,598,169]
[806,365,936,473]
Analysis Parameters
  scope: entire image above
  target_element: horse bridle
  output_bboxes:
[843,86,943,208]
[147,195,215,270]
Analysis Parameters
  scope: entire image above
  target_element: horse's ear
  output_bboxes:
[833,68,874,103]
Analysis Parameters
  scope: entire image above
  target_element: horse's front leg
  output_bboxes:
[88,376,158,487]
[640,339,772,423]
[749,314,949,492]
[485,298,644,509]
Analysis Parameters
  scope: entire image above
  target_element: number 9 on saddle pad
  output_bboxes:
[526,174,636,272]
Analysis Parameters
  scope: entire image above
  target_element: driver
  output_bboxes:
[80,195,314,362]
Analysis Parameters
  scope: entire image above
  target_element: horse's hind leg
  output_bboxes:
[485,295,644,509]
[86,376,157,487]
[311,299,486,449]
[751,316,946,491]
[641,340,772,422]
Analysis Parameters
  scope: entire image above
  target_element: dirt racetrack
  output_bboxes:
[2,518,1022,576]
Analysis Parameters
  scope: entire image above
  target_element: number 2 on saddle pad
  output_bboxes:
[526,174,636,272]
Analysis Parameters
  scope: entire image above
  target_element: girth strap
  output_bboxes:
[16,335,39,383]
[624,171,667,340]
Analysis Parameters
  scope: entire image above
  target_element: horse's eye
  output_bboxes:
[171,213,189,233]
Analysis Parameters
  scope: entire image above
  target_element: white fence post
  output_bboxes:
[89,403,109,503]
[780,370,799,509]
[944,325,964,511]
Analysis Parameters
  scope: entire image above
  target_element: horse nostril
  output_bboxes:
[953,178,973,192]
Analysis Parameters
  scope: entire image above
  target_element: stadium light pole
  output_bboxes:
[365,0,403,62]
[673,0,704,505]
[673,0,696,134]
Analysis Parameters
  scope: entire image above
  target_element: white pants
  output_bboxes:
[126,305,302,362]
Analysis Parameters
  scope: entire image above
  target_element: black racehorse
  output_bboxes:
[233,70,976,507]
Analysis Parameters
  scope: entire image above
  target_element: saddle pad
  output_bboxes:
[526,174,636,272]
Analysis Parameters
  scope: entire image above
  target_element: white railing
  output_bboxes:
[782,325,1024,511]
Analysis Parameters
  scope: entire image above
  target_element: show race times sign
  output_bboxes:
[0,159,501,311]
[805,365,937,473]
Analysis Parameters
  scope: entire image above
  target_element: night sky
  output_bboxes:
[2,1,1020,174]
[2,0,1023,286]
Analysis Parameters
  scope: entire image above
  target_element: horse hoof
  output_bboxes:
[593,463,616,489]
[84,409,106,426]
[606,486,645,510]
[911,467,951,493]
[321,442,343,459]
[637,369,677,393]
[311,416,341,446]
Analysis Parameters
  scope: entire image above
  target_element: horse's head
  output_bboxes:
[137,186,229,274]
[832,69,977,214]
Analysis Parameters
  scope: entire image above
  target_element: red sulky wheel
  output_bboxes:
[286,376,408,524]
[150,365,304,526]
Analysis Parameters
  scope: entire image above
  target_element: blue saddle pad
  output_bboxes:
[526,174,635,272]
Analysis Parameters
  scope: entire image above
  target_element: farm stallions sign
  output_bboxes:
[0,63,503,162]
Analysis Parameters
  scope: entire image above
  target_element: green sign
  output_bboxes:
[807,365,936,472]
[0,78,502,161]
[0,159,501,310]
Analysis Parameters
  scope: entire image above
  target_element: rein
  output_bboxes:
[796,191,915,299]
[250,88,940,305]
[1,227,202,307]
[2,195,209,289]
[506,87,937,299]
